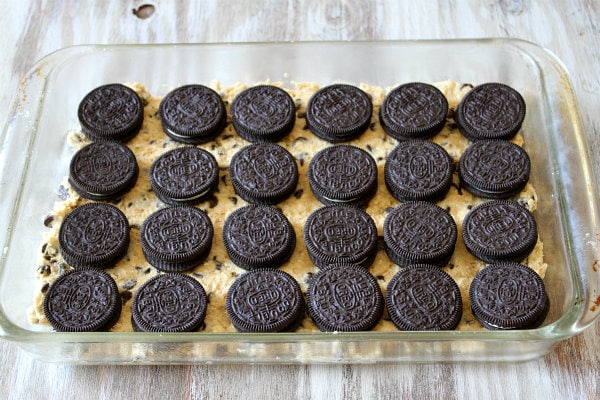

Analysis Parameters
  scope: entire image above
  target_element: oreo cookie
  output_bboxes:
[384,140,454,202]
[58,203,130,269]
[469,262,549,330]
[140,206,213,272]
[223,205,295,270]
[455,82,526,141]
[462,200,538,263]
[305,84,373,142]
[229,143,298,205]
[386,264,462,330]
[149,146,219,205]
[307,145,378,207]
[306,263,384,332]
[379,82,448,140]
[68,141,139,200]
[303,204,378,269]
[43,268,121,332]
[78,83,144,142]
[230,85,296,142]
[158,84,226,144]
[459,140,530,199]
[226,269,304,332]
[383,202,457,267]
[131,273,208,332]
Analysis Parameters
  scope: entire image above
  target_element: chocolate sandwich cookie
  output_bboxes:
[469,262,549,330]
[223,205,295,270]
[43,268,121,332]
[230,85,296,142]
[78,83,144,142]
[306,263,384,332]
[158,84,227,144]
[379,82,449,140]
[462,200,538,263]
[305,84,373,143]
[386,264,462,331]
[455,82,526,141]
[68,141,139,200]
[229,143,298,205]
[383,202,457,267]
[149,146,219,205]
[459,140,531,199]
[303,204,378,269]
[226,269,304,332]
[307,145,378,207]
[384,139,454,202]
[131,273,208,332]
[58,203,130,269]
[140,206,213,272]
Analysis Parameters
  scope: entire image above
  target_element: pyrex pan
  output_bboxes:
[0,39,599,364]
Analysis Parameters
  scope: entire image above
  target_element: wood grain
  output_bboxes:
[1,1,599,399]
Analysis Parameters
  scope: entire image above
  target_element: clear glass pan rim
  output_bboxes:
[1,38,599,362]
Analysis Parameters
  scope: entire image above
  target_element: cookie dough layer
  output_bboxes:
[28,80,546,332]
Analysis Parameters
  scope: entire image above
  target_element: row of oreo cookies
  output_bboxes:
[42,259,548,333]
[66,136,531,210]
[98,197,536,275]
[77,81,525,145]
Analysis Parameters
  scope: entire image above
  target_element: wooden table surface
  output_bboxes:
[1,1,599,399]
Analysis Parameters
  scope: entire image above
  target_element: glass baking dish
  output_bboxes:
[1,39,599,364]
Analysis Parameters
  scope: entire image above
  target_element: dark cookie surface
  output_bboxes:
[140,206,213,272]
[462,200,538,263]
[78,83,144,141]
[69,141,139,200]
[223,205,295,270]
[459,140,530,199]
[303,204,378,269]
[383,202,457,266]
[379,82,448,140]
[230,85,296,142]
[306,263,384,332]
[43,269,121,332]
[455,82,526,141]
[149,146,219,205]
[158,84,226,144]
[469,262,549,330]
[58,203,130,269]
[386,264,462,331]
[131,273,208,332]
[229,143,298,204]
[226,269,304,332]
[305,84,373,142]
[384,140,454,202]
[307,144,378,207]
